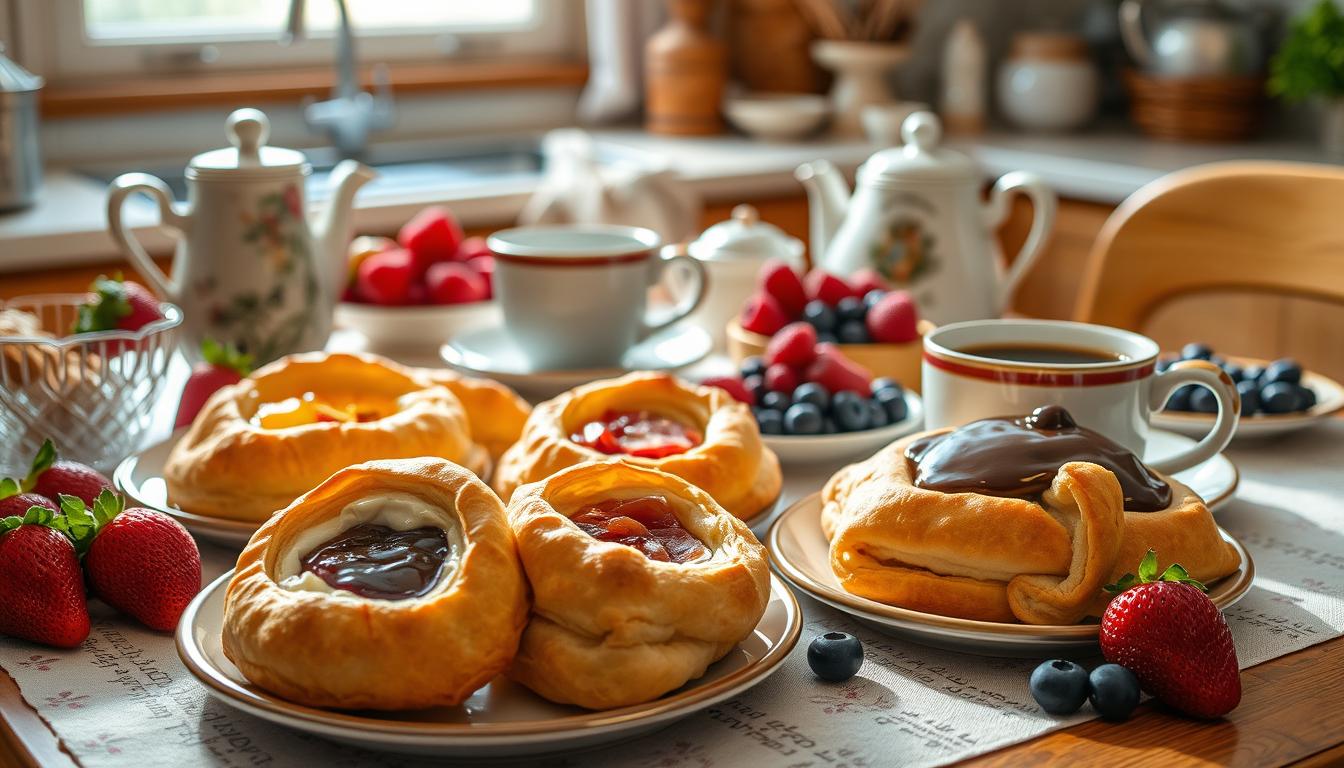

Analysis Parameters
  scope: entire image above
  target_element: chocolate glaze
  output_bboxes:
[300,523,449,600]
[904,405,1171,512]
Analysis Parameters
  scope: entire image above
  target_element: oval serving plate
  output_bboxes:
[1154,357,1344,440]
[767,493,1253,657]
[114,428,257,547]
[177,571,801,757]
[762,391,923,465]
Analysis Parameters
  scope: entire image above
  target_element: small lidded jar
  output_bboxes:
[997,32,1099,133]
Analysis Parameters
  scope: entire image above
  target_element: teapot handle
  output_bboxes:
[985,171,1057,313]
[107,173,190,301]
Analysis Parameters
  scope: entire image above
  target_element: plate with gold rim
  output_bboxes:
[766,493,1254,657]
[176,570,801,757]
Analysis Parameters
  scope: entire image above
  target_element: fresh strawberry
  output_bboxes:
[758,260,808,317]
[765,321,818,368]
[20,440,111,508]
[398,206,464,265]
[849,268,890,297]
[0,491,57,518]
[426,262,490,305]
[739,293,790,336]
[0,507,91,648]
[466,254,495,299]
[866,290,921,344]
[764,363,800,394]
[457,236,493,262]
[700,376,753,404]
[1100,550,1241,719]
[175,340,253,429]
[72,276,165,353]
[356,248,416,305]
[804,270,857,306]
[81,492,201,632]
[804,343,873,394]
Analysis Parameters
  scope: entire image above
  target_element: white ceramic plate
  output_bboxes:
[113,429,257,547]
[1146,429,1239,510]
[176,571,801,757]
[336,300,499,353]
[767,493,1254,657]
[762,391,924,464]
[1154,363,1344,440]
[441,324,712,401]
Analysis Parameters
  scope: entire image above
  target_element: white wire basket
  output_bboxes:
[1,294,182,475]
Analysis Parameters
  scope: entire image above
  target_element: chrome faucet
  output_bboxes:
[284,0,395,158]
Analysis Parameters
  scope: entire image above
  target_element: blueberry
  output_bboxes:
[755,408,783,435]
[1156,354,1177,373]
[832,391,871,432]
[1164,384,1197,412]
[836,296,867,323]
[866,400,889,429]
[793,382,831,412]
[807,632,863,682]
[1088,664,1140,721]
[761,391,790,412]
[744,375,768,405]
[784,402,824,435]
[1242,365,1265,386]
[1221,362,1243,383]
[1237,379,1261,416]
[816,332,839,345]
[1263,358,1302,386]
[870,377,903,396]
[740,356,767,379]
[837,320,870,344]
[1181,342,1213,361]
[1261,382,1302,414]
[863,289,887,309]
[1188,386,1219,413]
[803,300,837,332]
[1298,384,1317,411]
[821,417,838,434]
[874,387,908,422]
[1029,659,1090,715]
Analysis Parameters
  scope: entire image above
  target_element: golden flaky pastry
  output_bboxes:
[507,461,770,709]
[222,457,528,710]
[822,430,1241,624]
[494,372,781,519]
[166,352,527,522]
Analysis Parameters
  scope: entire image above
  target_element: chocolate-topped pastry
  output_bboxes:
[905,405,1172,511]
[301,523,450,600]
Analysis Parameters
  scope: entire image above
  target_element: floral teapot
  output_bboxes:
[108,108,375,364]
[796,111,1056,325]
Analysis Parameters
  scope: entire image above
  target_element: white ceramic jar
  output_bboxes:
[997,33,1099,132]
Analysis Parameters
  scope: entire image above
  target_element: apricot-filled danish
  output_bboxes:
[506,461,770,709]
[165,352,519,522]
[222,458,528,710]
[493,372,782,519]
[822,406,1241,624]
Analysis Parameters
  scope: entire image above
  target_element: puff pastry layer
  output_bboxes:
[822,431,1241,624]
[222,457,528,710]
[507,461,770,709]
[493,372,782,519]
[166,352,522,522]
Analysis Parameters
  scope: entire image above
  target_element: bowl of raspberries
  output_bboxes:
[726,260,933,393]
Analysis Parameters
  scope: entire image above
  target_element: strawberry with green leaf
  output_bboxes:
[1100,549,1242,719]
[175,339,253,429]
[15,439,113,507]
[0,506,91,648]
[72,275,165,354]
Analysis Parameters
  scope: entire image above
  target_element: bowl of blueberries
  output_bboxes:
[1154,343,1344,439]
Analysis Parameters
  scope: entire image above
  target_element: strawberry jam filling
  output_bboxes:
[570,495,709,564]
[300,523,449,600]
[570,410,703,459]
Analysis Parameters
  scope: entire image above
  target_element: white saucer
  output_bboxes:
[762,391,924,465]
[441,324,712,401]
[177,571,801,757]
[767,493,1254,656]
[1145,429,1239,510]
[113,429,257,547]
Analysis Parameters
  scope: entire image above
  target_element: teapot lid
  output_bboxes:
[189,108,309,180]
[689,204,804,262]
[857,111,979,187]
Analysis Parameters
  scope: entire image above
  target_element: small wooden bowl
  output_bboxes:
[725,319,934,393]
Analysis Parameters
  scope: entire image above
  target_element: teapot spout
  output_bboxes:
[313,159,376,301]
[794,160,849,266]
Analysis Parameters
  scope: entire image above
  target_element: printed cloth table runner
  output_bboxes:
[3,423,1343,768]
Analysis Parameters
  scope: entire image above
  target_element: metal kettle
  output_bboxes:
[0,44,42,212]
[1119,0,1264,77]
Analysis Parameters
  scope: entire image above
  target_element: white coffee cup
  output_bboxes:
[487,225,707,370]
[922,319,1240,474]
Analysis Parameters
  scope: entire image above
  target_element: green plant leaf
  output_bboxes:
[20,439,55,492]
[0,478,18,500]
[72,275,133,334]
[1269,0,1344,102]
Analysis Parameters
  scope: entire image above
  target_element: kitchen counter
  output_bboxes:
[1,126,1339,273]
